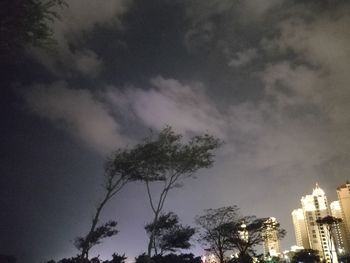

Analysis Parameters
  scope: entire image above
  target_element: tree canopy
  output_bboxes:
[196,206,240,263]
[135,253,202,263]
[0,0,66,57]
[75,142,151,260]
[196,206,286,263]
[291,249,320,263]
[115,126,221,257]
[145,212,196,255]
[46,253,127,263]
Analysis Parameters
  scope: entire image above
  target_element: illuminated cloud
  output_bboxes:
[22,81,127,154]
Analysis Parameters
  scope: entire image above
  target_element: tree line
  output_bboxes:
[35,127,286,263]
[31,127,349,263]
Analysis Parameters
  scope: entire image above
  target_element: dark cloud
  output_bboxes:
[21,81,130,154]
[29,0,133,76]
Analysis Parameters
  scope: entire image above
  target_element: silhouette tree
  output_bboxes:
[75,148,148,260]
[75,221,119,260]
[48,127,220,262]
[145,212,196,255]
[291,249,320,263]
[46,253,127,263]
[135,253,201,263]
[114,126,221,257]
[224,217,285,263]
[196,207,286,263]
[103,253,127,263]
[0,0,66,57]
[196,206,240,263]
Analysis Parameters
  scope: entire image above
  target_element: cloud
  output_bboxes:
[54,0,131,37]
[256,3,350,184]
[183,0,284,55]
[228,48,257,67]
[183,0,350,194]
[107,76,228,138]
[185,0,282,23]
[21,76,228,154]
[21,81,127,155]
[264,5,350,121]
[184,21,215,53]
[185,0,235,22]
[275,14,350,71]
[73,49,103,77]
[26,1,350,185]
[261,61,324,108]
[240,0,284,19]
[29,0,133,76]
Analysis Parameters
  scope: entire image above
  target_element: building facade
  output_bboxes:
[292,184,338,263]
[330,201,348,254]
[263,217,282,258]
[291,208,310,248]
[337,182,350,253]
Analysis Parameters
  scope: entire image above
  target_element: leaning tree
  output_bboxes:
[110,126,222,257]
[75,147,151,260]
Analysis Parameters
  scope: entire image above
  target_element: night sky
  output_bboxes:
[1,0,350,262]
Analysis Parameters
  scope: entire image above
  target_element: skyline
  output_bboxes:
[1,0,350,262]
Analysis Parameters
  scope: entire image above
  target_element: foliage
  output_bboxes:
[196,207,286,263]
[152,253,202,263]
[196,206,240,263]
[46,127,220,261]
[104,253,127,263]
[0,0,67,56]
[46,253,127,263]
[228,216,285,262]
[134,253,151,263]
[228,253,254,263]
[145,212,196,255]
[75,221,119,257]
[135,253,201,263]
[291,249,320,263]
[112,126,221,257]
[76,144,150,259]
[316,215,342,226]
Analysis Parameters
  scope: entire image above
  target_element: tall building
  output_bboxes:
[292,184,338,263]
[330,201,348,253]
[262,217,282,258]
[337,182,350,252]
[292,208,310,248]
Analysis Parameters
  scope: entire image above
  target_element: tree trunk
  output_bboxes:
[80,191,111,260]
[147,211,160,257]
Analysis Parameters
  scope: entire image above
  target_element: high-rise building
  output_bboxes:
[292,184,338,263]
[337,182,350,252]
[292,208,310,248]
[262,217,282,258]
[330,201,348,253]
